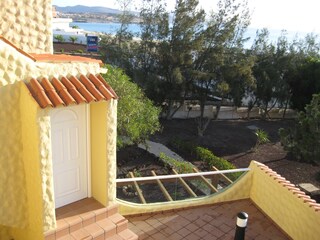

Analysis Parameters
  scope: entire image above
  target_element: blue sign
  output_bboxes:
[87,36,99,52]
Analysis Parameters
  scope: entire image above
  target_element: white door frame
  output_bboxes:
[50,104,91,207]
[86,105,92,198]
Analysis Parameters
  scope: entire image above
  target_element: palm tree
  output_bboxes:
[54,35,65,43]
[69,36,78,44]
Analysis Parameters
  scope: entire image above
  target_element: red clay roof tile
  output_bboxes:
[96,74,118,99]
[26,74,116,109]
[88,74,115,100]
[30,54,102,66]
[80,75,105,101]
[40,78,64,107]
[69,76,96,103]
[60,76,87,104]
[29,78,53,108]
[52,77,76,106]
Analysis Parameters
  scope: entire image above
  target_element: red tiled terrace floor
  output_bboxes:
[126,199,291,240]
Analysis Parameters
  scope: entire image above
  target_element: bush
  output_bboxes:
[254,129,270,151]
[280,93,320,163]
[195,147,235,170]
[169,138,196,157]
[159,153,194,174]
[195,147,241,180]
[169,138,242,180]
[102,65,161,148]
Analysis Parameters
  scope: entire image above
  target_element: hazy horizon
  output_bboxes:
[52,0,320,33]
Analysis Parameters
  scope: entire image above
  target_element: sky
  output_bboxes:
[52,0,320,33]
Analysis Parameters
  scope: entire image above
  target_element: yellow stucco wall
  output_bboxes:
[91,102,108,206]
[0,83,28,237]
[0,38,101,88]
[0,40,36,87]
[90,100,118,206]
[250,161,320,240]
[0,37,103,239]
[105,99,118,205]
[0,0,53,53]
[118,170,253,215]
[11,82,47,240]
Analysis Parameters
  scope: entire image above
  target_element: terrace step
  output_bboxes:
[45,203,138,240]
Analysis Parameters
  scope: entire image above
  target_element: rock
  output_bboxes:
[298,183,320,201]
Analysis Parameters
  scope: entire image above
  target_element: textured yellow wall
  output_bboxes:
[250,161,320,240]
[11,82,46,240]
[105,100,118,205]
[0,0,53,53]
[38,109,56,233]
[0,40,36,87]
[91,102,108,206]
[118,170,252,215]
[0,83,28,228]
[0,38,101,88]
[0,37,102,238]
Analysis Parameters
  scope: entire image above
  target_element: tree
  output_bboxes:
[69,36,78,44]
[134,0,169,104]
[289,58,320,111]
[250,29,293,119]
[54,34,65,43]
[137,0,205,119]
[279,93,320,163]
[99,0,136,74]
[102,65,161,148]
[192,0,252,135]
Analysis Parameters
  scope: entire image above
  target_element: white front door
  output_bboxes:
[51,105,88,208]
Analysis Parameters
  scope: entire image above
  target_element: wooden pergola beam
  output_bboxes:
[151,171,173,201]
[172,169,197,198]
[212,166,233,184]
[128,171,146,204]
[193,168,218,193]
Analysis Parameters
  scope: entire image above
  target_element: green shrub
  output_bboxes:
[254,129,270,151]
[195,147,241,180]
[169,138,242,180]
[159,153,194,173]
[102,65,161,148]
[195,147,234,170]
[279,93,320,163]
[169,138,196,156]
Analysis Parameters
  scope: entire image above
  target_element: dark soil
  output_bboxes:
[117,119,320,201]
[53,42,87,53]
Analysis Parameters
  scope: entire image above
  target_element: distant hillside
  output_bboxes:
[54,5,122,15]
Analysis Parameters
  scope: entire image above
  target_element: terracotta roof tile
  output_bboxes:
[29,78,53,108]
[256,161,320,211]
[60,76,87,104]
[40,78,64,107]
[89,74,115,100]
[52,77,76,105]
[80,75,105,101]
[69,76,96,103]
[26,74,116,109]
[30,53,102,66]
[96,74,118,99]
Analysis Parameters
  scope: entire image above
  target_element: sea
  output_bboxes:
[70,22,318,48]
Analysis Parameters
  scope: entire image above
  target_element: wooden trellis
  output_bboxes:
[117,167,250,204]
